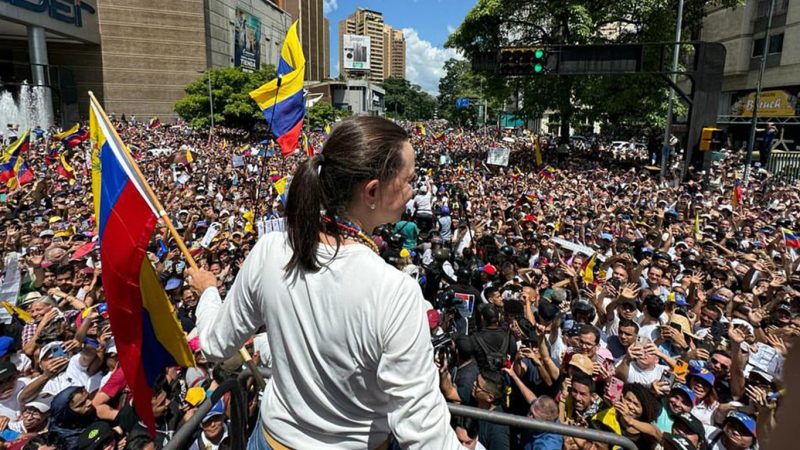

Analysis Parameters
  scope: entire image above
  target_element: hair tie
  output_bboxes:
[316,154,325,176]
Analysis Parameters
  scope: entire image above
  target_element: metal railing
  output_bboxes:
[448,404,637,450]
[767,150,800,183]
[165,366,635,450]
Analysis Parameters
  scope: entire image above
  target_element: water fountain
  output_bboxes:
[0,81,53,132]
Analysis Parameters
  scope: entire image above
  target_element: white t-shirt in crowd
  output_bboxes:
[197,232,463,450]
[625,362,666,385]
[41,352,97,398]
[0,378,29,419]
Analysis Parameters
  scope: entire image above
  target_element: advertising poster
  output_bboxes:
[235,9,261,72]
[343,34,371,70]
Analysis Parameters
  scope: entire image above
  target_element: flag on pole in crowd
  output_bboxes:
[249,21,305,156]
[89,93,194,436]
[1,132,34,188]
[415,123,427,136]
[323,123,331,137]
[539,165,556,179]
[581,253,597,285]
[148,117,160,129]
[782,228,800,248]
[302,133,315,157]
[243,210,255,234]
[1,301,32,324]
[532,135,543,167]
[62,129,89,148]
[45,142,62,165]
[731,178,743,207]
[694,211,701,238]
[55,154,76,184]
[53,123,79,141]
[1,130,29,164]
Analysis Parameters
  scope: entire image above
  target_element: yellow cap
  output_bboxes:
[399,249,410,258]
[49,216,63,224]
[184,386,206,406]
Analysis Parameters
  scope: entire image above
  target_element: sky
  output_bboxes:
[322,0,476,96]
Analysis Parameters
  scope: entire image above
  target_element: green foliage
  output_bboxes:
[381,77,437,120]
[174,66,276,130]
[447,0,742,136]
[306,101,337,129]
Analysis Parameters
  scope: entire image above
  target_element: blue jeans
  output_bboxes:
[247,423,272,450]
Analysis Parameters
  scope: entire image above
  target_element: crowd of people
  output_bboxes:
[0,115,797,450]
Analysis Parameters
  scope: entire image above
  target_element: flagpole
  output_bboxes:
[88,91,267,389]
[257,77,283,221]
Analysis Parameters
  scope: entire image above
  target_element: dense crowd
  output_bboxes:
[0,117,797,450]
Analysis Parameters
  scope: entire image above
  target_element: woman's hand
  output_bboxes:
[186,268,218,294]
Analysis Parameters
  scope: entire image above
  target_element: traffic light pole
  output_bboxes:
[742,0,777,186]
[660,0,684,183]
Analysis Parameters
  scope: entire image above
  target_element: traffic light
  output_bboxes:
[498,47,552,75]
[699,127,724,151]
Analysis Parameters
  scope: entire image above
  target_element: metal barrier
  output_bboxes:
[767,151,800,183]
[165,367,635,450]
[163,379,248,450]
[448,404,638,450]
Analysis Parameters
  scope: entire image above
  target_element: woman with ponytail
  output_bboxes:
[188,116,465,450]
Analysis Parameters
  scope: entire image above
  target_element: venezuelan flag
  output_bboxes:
[323,123,331,137]
[731,179,743,207]
[581,253,597,284]
[53,123,79,141]
[1,130,29,165]
[11,160,35,188]
[782,228,800,249]
[250,21,305,156]
[415,123,426,136]
[1,132,32,186]
[90,95,194,434]
[148,117,160,129]
[56,154,76,184]
[64,129,89,148]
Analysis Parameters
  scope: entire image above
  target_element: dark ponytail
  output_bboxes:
[284,155,325,275]
[284,116,408,276]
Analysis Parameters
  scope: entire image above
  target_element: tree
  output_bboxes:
[382,77,437,120]
[306,101,337,129]
[447,0,740,138]
[174,66,276,130]
[437,59,481,125]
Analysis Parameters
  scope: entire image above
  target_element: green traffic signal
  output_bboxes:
[534,63,543,73]
[534,49,544,59]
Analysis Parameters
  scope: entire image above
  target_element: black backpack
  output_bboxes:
[473,330,510,372]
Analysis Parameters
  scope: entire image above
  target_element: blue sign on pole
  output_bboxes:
[455,98,471,108]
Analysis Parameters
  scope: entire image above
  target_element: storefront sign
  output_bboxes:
[730,89,797,117]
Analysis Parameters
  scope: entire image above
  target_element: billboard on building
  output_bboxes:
[234,9,261,72]
[343,34,370,70]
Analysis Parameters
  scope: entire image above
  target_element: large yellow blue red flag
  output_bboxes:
[89,93,194,435]
[249,21,305,156]
[0,131,29,183]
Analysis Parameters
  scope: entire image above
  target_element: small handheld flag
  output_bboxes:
[782,228,800,249]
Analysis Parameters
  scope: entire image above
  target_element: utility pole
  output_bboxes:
[660,0,684,183]
[207,72,215,133]
[743,0,777,185]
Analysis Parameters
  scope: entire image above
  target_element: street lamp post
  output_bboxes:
[743,0,777,185]
[660,0,684,183]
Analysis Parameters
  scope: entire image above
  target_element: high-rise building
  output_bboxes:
[338,8,387,82]
[383,25,406,79]
[276,0,328,81]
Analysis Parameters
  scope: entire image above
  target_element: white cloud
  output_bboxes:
[447,24,456,34]
[402,27,463,97]
[323,0,338,14]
